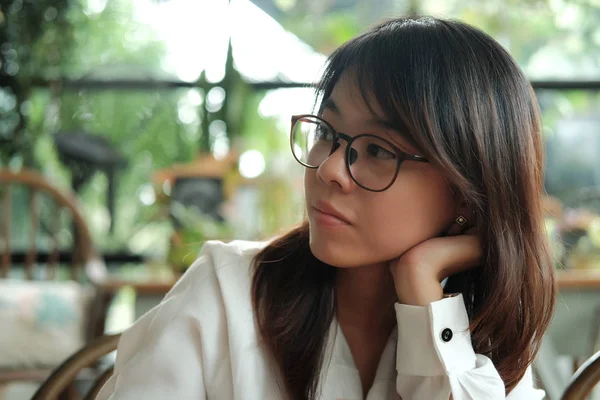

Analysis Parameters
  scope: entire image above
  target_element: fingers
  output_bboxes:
[392,219,483,284]
[444,220,466,236]
[438,233,483,278]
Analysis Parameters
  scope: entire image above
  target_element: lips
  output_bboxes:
[312,201,352,225]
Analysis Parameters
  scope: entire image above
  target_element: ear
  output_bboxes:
[450,184,467,210]
[450,185,476,231]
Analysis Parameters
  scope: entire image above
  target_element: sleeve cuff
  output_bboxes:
[395,293,477,377]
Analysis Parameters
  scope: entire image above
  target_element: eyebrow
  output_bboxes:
[323,97,397,130]
[321,97,420,150]
[321,97,339,115]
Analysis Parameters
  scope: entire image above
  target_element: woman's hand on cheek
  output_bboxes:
[389,227,482,306]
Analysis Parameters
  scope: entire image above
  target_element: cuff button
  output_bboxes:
[441,328,453,342]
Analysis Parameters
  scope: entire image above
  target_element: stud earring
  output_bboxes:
[455,215,467,226]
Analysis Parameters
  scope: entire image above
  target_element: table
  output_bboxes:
[537,270,600,399]
[98,274,179,324]
[550,271,600,357]
[101,268,600,318]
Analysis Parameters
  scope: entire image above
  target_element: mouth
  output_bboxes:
[312,202,352,226]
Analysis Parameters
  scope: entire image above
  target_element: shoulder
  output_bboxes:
[168,240,268,316]
[122,239,269,336]
[195,239,268,271]
[98,240,271,398]
[181,240,267,288]
[173,241,270,371]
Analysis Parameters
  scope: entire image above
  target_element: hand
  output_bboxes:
[389,226,482,306]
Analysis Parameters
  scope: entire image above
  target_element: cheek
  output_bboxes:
[304,169,317,199]
[305,167,456,267]
[363,175,455,252]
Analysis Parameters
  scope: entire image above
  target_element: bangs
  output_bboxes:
[315,18,436,153]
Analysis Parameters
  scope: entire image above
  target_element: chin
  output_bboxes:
[308,228,364,268]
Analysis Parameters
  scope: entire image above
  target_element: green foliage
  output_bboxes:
[7,0,600,258]
[21,0,180,252]
[0,0,81,164]
[280,12,361,54]
[55,89,200,248]
[0,0,80,78]
[63,1,166,78]
[420,0,600,79]
[238,92,286,156]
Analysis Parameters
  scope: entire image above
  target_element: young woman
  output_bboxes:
[97,16,555,400]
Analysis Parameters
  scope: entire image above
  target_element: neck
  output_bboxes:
[335,263,397,333]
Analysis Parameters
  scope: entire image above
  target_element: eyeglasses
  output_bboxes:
[290,114,429,192]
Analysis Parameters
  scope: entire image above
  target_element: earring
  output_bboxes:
[455,215,467,226]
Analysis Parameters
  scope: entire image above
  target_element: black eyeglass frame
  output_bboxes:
[290,114,429,192]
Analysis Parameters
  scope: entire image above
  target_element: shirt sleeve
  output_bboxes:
[95,251,221,400]
[394,294,545,400]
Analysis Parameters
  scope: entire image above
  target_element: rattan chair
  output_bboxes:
[561,351,600,399]
[32,334,120,400]
[0,169,110,387]
[0,168,95,280]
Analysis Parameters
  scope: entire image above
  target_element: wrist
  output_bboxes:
[397,289,444,306]
[395,275,444,306]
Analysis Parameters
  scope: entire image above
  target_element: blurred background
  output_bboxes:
[2,0,600,399]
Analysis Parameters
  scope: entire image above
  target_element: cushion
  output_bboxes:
[0,279,94,369]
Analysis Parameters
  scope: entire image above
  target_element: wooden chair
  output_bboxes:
[0,168,95,280]
[561,351,600,399]
[32,334,120,400]
[0,169,110,390]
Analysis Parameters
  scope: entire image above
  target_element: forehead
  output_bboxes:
[324,72,387,121]
[321,72,424,152]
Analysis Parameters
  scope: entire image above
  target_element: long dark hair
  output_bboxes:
[252,16,556,399]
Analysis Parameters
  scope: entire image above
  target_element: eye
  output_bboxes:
[315,124,334,141]
[366,143,396,159]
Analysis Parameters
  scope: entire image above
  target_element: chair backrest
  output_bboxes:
[561,351,600,400]
[0,168,94,280]
[32,334,120,400]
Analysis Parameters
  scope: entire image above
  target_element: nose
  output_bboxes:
[316,141,356,192]
[348,147,358,165]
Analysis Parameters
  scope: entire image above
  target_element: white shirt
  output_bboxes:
[96,240,545,400]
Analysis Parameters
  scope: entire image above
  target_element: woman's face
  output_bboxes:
[305,74,459,268]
